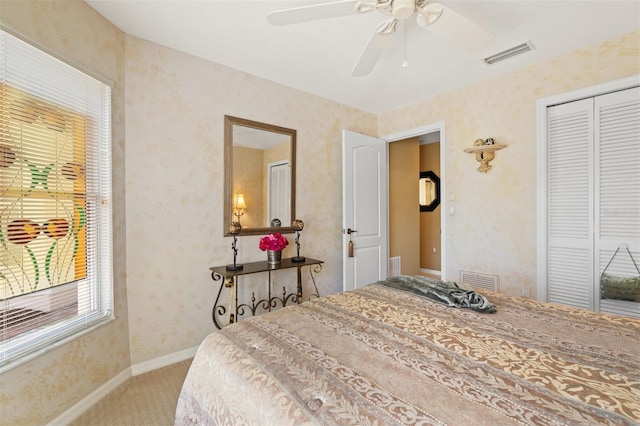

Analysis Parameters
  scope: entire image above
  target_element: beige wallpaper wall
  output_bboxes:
[0,1,129,425]
[379,29,640,298]
[124,35,376,364]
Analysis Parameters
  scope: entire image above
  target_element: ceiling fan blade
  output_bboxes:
[351,21,396,77]
[267,0,359,26]
[416,3,494,51]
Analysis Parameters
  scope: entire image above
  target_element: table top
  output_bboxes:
[210,257,323,277]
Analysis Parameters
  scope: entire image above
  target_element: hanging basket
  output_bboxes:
[600,245,640,302]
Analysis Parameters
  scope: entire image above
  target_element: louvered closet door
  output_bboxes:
[595,87,640,317]
[547,99,594,310]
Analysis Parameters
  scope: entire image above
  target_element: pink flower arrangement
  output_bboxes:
[259,232,289,251]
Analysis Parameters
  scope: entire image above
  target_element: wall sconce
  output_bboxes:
[464,138,506,173]
[233,193,247,223]
[291,219,305,262]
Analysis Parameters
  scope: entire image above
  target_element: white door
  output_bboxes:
[547,98,595,310]
[267,160,290,226]
[546,86,640,317]
[594,87,640,317]
[342,130,388,291]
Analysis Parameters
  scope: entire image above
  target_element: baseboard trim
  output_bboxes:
[48,345,200,425]
[48,367,131,426]
[131,345,199,376]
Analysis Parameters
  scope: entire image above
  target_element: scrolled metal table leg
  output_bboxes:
[296,266,303,303]
[309,264,322,300]
[211,272,227,330]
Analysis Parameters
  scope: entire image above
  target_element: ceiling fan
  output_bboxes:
[267,0,494,77]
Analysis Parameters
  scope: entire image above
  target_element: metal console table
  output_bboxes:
[209,257,323,329]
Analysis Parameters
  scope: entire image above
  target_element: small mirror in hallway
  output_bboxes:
[419,171,440,212]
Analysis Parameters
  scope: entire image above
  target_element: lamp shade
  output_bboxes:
[234,193,247,210]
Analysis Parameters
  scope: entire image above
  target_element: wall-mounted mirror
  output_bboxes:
[224,115,296,236]
[419,170,440,212]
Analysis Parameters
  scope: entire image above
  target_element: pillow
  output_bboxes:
[600,274,640,302]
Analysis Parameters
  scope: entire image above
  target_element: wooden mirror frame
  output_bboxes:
[224,115,296,236]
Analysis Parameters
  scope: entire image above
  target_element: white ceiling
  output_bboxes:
[85,0,640,114]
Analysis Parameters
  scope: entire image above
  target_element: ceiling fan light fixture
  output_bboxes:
[416,3,443,27]
[355,1,380,14]
[483,41,534,65]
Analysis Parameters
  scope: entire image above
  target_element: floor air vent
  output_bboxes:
[460,270,499,292]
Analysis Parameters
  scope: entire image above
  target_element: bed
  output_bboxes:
[175,276,640,425]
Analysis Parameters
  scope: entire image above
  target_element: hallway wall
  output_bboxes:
[420,142,441,271]
[389,137,420,275]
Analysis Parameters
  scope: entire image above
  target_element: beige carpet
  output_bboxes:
[71,359,192,426]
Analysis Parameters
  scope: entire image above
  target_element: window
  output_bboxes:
[0,29,113,371]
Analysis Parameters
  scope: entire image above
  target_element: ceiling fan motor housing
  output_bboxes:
[392,0,416,20]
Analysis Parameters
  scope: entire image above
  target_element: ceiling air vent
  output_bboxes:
[484,41,534,65]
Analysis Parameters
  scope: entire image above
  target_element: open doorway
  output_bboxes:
[384,122,446,281]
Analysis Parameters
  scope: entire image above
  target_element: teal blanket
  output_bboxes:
[378,275,497,313]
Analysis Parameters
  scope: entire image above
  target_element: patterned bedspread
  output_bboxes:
[175,277,640,425]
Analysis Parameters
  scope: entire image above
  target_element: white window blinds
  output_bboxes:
[0,29,113,371]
